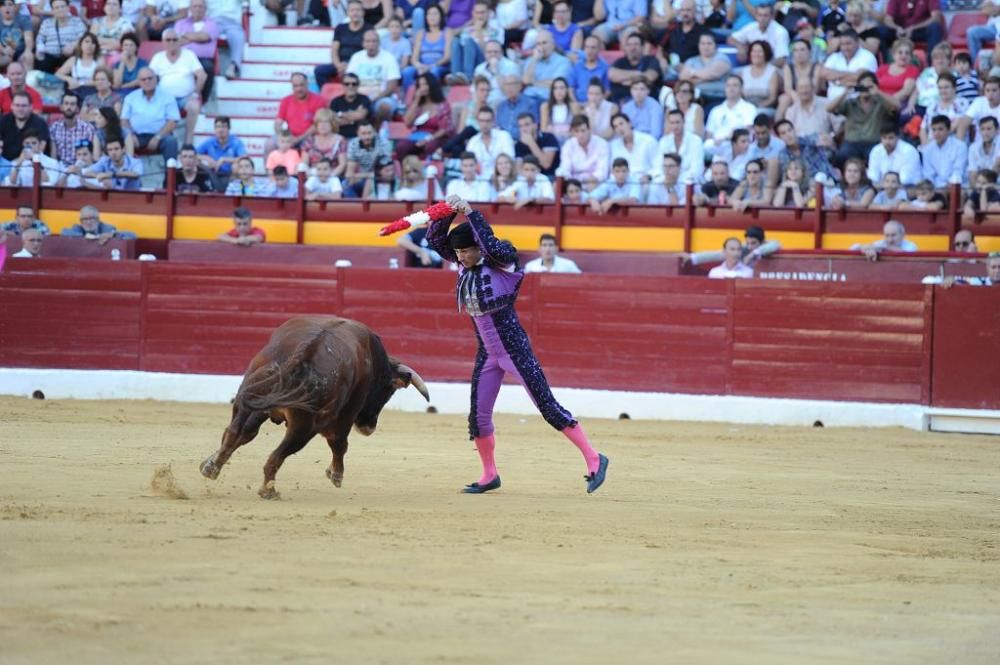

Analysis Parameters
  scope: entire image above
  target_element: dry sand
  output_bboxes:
[1,396,998,665]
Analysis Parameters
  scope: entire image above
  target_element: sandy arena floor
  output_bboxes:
[1,396,999,664]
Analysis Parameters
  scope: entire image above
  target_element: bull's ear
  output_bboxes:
[391,373,411,390]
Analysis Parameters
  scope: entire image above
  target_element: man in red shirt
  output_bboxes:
[217,207,266,246]
[0,62,43,114]
[883,0,944,52]
[273,72,326,150]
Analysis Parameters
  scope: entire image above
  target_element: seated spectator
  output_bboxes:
[913,42,953,113]
[609,112,657,182]
[443,77,491,158]
[217,207,265,246]
[172,143,215,193]
[772,157,811,207]
[94,106,136,157]
[472,39,520,106]
[396,224,444,268]
[570,35,609,103]
[704,75,756,150]
[876,38,919,108]
[523,30,571,101]
[58,139,103,188]
[580,78,617,141]
[962,169,1000,223]
[526,0,582,56]
[85,135,144,190]
[380,16,411,68]
[401,6,451,92]
[395,72,453,159]
[777,39,821,119]
[497,155,555,208]
[269,165,299,198]
[748,114,782,161]
[883,0,943,53]
[90,0,135,65]
[266,130,303,174]
[225,155,272,196]
[728,4,789,67]
[556,114,610,186]
[174,0,219,101]
[731,158,772,212]
[658,108,704,185]
[524,232,581,273]
[621,79,663,140]
[329,73,373,141]
[515,112,559,178]
[852,219,918,260]
[952,52,979,103]
[959,76,1000,141]
[497,75,540,139]
[393,154,443,201]
[968,116,1000,185]
[0,0,34,72]
[952,229,978,253]
[1,204,51,236]
[35,0,88,73]
[831,157,875,209]
[871,171,909,210]
[61,205,136,243]
[920,73,968,145]
[149,29,205,144]
[562,177,587,203]
[299,109,347,175]
[829,71,897,166]
[314,0,367,86]
[8,130,61,186]
[121,67,180,162]
[343,119,393,197]
[900,179,946,211]
[588,157,641,214]
[867,125,920,187]
[678,33,731,107]
[490,153,517,199]
[781,78,834,139]
[834,0,880,55]
[347,29,402,123]
[539,76,575,144]
[275,73,327,151]
[113,32,147,92]
[209,0,244,79]
[658,0,707,80]
[772,118,837,184]
[667,79,705,138]
[645,152,686,205]
[49,92,96,166]
[695,160,739,205]
[11,227,44,257]
[592,0,647,48]
[197,115,246,186]
[689,225,780,266]
[364,155,400,200]
[707,237,755,279]
[920,115,968,187]
[446,151,493,201]
[305,157,344,200]
[711,128,752,181]
[55,33,102,99]
[466,106,515,176]
[1,91,51,162]
[138,0,189,41]
[820,29,876,103]
[938,252,1000,287]
[609,33,662,104]
[82,67,122,117]
[0,63,42,114]
[446,0,505,86]
[738,40,780,114]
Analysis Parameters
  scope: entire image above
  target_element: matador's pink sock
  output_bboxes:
[474,434,498,485]
[562,424,600,474]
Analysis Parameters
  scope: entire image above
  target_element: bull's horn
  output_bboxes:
[397,364,430,402]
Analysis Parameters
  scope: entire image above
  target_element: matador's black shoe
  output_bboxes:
[586,454,609,494]
[462,476,501,494]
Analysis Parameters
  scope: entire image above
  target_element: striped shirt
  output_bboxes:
[49,119,96,166]
[36,17,89,57]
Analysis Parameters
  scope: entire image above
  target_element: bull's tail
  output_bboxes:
[238,332,328,414]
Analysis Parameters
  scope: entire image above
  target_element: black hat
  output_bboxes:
[744,225,765,243]
[447,222,476,250]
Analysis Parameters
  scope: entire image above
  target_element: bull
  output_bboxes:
[199,316,429,499]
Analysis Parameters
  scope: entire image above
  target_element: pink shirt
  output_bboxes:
[266,148,302,173]
[556,134,611,182]
[174,17,220,60]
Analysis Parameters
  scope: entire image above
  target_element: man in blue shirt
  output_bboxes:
[121,67,181,161]
[522,31,572,101]
[197,115,246,187]
[589,157,642,214]
[268,165,300,198]
[621,79,663,140]
[61,205,137,242]
[496,75,539,138]
[569,35,609,102]
[920,115,969,187]
[85,136,145,191]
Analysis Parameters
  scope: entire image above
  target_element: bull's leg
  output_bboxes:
[259,416,314,500]
[201,408,268,480]
[323,423,352,488]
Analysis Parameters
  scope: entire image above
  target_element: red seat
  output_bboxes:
[447,85,471,104]
[913,48,927,69]
[138,40,166,62]
[948,12,988,49]
[386,121,409,140]
[320,82,344,101]
[599,50,623,65]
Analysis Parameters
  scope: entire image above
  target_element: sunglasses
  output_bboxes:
[164,37,179,41]
[954,241,972,248]
[343,81,358,87]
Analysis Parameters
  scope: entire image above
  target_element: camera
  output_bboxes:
[853,84,868,92]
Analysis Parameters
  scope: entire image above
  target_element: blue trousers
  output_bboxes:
[450,36,484,79]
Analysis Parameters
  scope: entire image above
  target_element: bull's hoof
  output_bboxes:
[258,481,280,500]
[326,467,343,488]
[200,457,221,480]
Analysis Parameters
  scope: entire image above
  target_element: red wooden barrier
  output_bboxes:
[930,286,1000,409]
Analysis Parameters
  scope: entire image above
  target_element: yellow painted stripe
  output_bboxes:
[822,233,951,251]
[174,216,298,243]
[42,210,167,239]
[690,229,815,253]
[561,226,684,252]
[974,236,1000,252]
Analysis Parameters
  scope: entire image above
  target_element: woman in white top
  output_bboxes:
[581,79,617,141]
[55,33,101,98]
[919,72,968,144]
[738,40,779,113]
[666,80,705,137]
[540,77,577,144]
[90,0,134,66]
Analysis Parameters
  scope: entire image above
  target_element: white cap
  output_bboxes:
[138,254,157,261]
[334,259,353,267]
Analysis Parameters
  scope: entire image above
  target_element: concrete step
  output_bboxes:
[196,115,276,136]
[252,26,333,46]
[215,77,292,99]
[215,97,280,117]
[238,61,313,81]
[244,43,329,64]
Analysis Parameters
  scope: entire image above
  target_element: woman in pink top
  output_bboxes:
[876,38,920,107]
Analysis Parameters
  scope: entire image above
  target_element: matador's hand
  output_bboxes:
[446,194,472,215]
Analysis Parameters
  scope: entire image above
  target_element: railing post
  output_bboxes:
[31,157,41,213]
[296,164,307,244]
[554,176,564,247]
[425,176,434,203]
[165,158,177,241]
[948,181,961,237]
[683,182,694,252]
[813,181,824,250]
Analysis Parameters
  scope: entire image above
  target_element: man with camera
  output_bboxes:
[828,70,897,167]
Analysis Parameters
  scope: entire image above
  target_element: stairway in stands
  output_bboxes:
[199,15,334,169]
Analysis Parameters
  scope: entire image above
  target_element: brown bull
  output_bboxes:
[199,316,429,499]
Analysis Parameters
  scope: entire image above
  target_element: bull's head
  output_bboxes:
[354,358,430,436]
